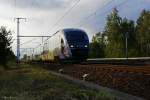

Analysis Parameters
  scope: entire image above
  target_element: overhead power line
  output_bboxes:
[73,0,114,27]
[20,38,38,46]
[78,0,129,28]
[47,0,81,33]
[19,35,51,46]
[14,17,26,62]
[20,0,81,48]
[18,0,130,57]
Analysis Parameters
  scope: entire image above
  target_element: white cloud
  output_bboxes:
[1,0,72,10]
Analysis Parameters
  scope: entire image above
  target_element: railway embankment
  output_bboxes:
[41,63,150,100]
[0,64,121,100]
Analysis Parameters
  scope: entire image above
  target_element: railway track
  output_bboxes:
[85,57,150,65]
[28,58,150,99]
[80,64,150,75]
[39,62,150,100]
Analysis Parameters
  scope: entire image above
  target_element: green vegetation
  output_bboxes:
[0,26,15,67]
[89,33,105,58]
[89,9,150,58]
[136,10,150,56]
[0,64,116,100]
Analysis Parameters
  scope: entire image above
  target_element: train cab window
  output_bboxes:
[65,31,88,43]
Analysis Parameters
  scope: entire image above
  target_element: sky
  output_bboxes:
[0,0,149,56]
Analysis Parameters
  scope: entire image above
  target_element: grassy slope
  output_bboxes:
[0,64,115,100]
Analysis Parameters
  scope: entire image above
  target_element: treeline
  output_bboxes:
[0,26,15,66]
[89,8,150,58]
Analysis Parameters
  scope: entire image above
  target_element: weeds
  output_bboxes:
[0,63,115,100]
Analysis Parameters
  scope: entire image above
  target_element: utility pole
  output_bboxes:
[15,18,26,63]
[125,32,129,60]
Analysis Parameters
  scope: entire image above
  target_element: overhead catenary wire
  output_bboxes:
[47,0,81,33]
[19,0,80,49]
[43,0,112,43]
[19,0,131,57]
[22,0,128,48]
[40,0,81,43]
[20,38,38,46]
[72,0,114,27]
[65,0,129,37]
[78,0,129,28]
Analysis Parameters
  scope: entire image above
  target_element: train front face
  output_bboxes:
[64,29,89,60]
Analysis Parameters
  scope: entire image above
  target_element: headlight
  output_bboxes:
[70,45,74,48]
[84,45,88,47]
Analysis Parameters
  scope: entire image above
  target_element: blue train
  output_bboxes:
[31,28,89,63]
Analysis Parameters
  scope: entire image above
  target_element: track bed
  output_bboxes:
[43,63,150,99]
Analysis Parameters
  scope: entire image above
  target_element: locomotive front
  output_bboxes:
[64,29,89,61]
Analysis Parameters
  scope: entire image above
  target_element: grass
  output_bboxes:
[0,63,116,100]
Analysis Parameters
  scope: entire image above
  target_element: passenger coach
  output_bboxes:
[41,28,89,62]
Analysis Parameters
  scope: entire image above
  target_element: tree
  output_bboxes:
[104,8,137,58]
[136,10,150,57]
[22,54,27,61]
[104,8,123,58]
[0,26,14,67]
[120,18,137,57]
[89,32,105,58]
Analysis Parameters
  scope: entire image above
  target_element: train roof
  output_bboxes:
[61,28,86,33]
[52,28,87,36]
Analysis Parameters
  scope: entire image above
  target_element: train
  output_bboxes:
[27,28,89,63]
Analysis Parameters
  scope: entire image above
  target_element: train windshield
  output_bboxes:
[65,31,88,43]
